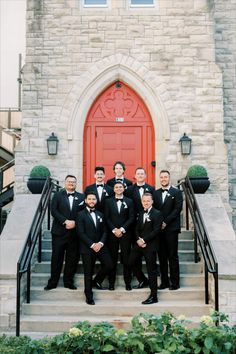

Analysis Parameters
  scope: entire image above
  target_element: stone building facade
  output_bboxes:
[15,0,235,223]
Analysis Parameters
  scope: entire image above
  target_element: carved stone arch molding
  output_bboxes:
[60,54,171,180]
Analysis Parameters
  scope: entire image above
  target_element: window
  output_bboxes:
[130,0,154,6]
[84,0,107,6]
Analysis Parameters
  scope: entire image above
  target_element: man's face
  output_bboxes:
[85,194,97,208]
[65,177,77,192]
[114,183,125,196]
[135,169,146,184]
[142,195,153,210]
[114,164,124,178]
[94,170,105,183]
[159,172,170,188]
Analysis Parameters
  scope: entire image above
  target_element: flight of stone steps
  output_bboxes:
[19,230,212,337]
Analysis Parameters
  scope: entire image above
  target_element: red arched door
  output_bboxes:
[83,81,155,187]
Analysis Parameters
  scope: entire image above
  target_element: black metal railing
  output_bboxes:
[179,176,219,312]
[16,177,59,336]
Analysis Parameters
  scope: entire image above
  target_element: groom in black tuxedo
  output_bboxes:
[129,193,163,304]
[84,166,113,213]
[153,170,183,290]
[104,181,135,290]
[77,192,113,305]
[44,175,85,291]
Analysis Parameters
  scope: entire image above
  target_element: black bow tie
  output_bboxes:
[116,178,123,182]
[67,193,75,197]
[89,208,96,213]
[144,209,149,214]
[96,184,104,188]
[162,189,168,193]
[116,198,123,202]
[137,185,145,189]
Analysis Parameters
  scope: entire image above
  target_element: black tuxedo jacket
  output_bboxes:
[77,208,107,254]
[51,189,85,236]
[153,186,183,232]
[84,183,113,212]
[135,207,163,251]
[104,196,135,232]
[107,177,133,190]
[125,183,155,215]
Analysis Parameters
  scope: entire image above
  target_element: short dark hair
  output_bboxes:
[113,181,125,188]
[94,166,105,174]
[135,167,146,174]
[159,170,170,175]
[113,161,126,171]
[65,174,77,181]
[85,191,97,199]
[142,192,153,199]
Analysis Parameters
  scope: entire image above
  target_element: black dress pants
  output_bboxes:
[48,231,78,287]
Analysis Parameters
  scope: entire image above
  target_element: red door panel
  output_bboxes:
[83,82,155,187]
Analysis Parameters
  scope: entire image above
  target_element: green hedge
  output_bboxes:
[0,312,236,354]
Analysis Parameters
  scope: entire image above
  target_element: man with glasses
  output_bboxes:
[44,175,84,291]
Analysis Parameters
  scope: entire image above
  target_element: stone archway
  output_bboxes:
[60,54,171,186]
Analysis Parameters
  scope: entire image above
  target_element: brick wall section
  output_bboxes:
[15,0,229,208]
[213,0,236,229]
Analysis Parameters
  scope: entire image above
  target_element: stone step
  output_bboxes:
[29,286,205,302]
[20,301,211,332]
[41,239,194,251]
[31,273,204,288]
[40,249,195,262]
[33,261,203,274]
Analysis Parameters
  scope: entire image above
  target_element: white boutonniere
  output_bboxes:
[74,197,78,201]
[145,188,149,192]
[122,202,128,209]
[97,216,103,222]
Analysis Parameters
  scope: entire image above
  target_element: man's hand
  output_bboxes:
[91,242,103,252]
[113,228,123,238]
[64,220,75,229]
[161,222,167,230]
[137,238,146,248]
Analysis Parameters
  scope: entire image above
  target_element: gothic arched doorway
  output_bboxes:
[83,81,155,187]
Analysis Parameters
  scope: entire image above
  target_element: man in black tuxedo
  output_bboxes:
[104,181,135,290]
[107,161,133,190]
[129,193,163,304]
[77,192,113,305]
[125,167,155,288]
[153,170,183,290]
[44,175,85,291]
[84,166,113,213]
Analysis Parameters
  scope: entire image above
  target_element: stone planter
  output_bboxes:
[27,177,47,194]
[189,177,210,194]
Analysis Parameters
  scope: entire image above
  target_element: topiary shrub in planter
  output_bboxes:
[27,165,51,194]
[187,164,210,194]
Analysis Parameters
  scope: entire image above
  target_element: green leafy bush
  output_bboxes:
[187,164,208,178]
[0,312,235,354]
[29,165,51,178]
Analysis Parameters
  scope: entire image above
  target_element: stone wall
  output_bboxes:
[15,0,229,205]
[213,0,236,229]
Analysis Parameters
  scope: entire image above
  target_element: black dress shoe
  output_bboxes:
[86,299,95,305]
[108,284,115,291]
[44,285,57,291]
[125,284,132,291]
[158,284,169,290]
[64,284,77,290]
[142,295,158,305]
[169,285,180,290]
[92,281,106,290]
[133,280,149,289]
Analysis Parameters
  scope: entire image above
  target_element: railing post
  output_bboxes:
[16,263,21,336]
[26,264,31,304]
[38,228,42,263]
[185,201,189,230]
[215,263,219,312]
[194,229,199,263]
[205,264,209,304]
